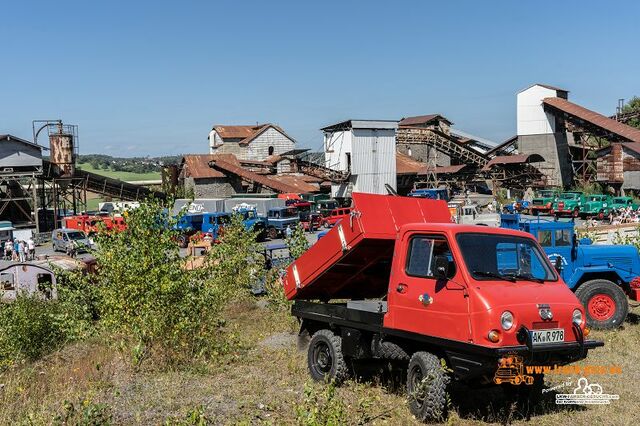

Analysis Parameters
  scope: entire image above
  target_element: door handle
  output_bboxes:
[396,283,408,294]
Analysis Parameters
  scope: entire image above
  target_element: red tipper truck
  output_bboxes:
[283,193,603,422]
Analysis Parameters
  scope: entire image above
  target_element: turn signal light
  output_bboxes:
[584,327,590,337]
[488,329,501,343]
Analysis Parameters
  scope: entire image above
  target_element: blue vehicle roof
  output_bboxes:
[500,214,574,233]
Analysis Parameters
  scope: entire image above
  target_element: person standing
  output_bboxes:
[13,239,19,261]
[27,237,35,261]
[285,224,293,239]
[4,239,11,260]
[17,240,26,262]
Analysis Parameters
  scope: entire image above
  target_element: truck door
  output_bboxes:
[552,228,575,284]
[385,233,471,341]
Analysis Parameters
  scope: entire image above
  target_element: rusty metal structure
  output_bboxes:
[542,98,640,186]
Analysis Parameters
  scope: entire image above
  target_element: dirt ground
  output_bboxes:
[1,301,638,425]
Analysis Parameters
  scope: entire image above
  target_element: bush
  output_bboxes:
[0,268,97,370]
[286,223,309,259]
[94,201,262,366]
[295,382,347,426]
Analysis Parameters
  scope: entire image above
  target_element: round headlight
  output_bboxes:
[572,309,583,326]
[501,311,514,330]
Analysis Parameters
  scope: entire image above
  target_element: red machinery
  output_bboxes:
[284,193,603,422]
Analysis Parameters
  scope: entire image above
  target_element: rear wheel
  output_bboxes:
[307,329,349,384]
[267,227,278,240]
[406,352,450,422]
[575,279,628,329]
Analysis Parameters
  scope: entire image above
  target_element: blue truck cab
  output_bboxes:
[235,207,267,241]
[175,212,231,247]
[266,206,300,240]
[501,214,640,329]
[407,188,449,201]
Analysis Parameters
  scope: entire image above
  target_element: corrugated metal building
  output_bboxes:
[322,120,398,197]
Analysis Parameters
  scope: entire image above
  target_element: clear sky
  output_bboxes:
[2,0,638,156]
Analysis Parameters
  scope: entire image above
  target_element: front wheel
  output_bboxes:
[575,279,628,329]
[406,351,450,422]
[267,227,278,240]
[307,329,349,384]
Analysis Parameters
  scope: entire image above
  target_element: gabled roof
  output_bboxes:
[543,97,640,143]
[0,134,47,150]
[211,123,295,145]
[399,114,453,127]
[519,83,569,93]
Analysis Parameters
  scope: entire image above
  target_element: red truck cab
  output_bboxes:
[284,193,602,422]
[63,215,103,235]
[323,207,353,228]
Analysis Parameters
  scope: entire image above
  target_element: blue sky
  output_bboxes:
[2,1,638,156]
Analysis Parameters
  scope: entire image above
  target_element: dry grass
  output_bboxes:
[0,302,638,425]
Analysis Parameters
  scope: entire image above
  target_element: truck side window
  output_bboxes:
[555,230,571,246]
[538,231,552,247]
[406,236,456,279]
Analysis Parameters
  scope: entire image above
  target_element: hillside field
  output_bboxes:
[76,162,161,182]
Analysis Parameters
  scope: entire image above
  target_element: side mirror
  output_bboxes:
[554,256,563,272]
[433,255,449,280]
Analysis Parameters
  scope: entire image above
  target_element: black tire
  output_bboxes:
[267,227,278,240]
[406,351,450,423]
[373,340,410,361]
[177,235,188,248]
[575,279,628,330]
[307,329,349,384]
[533,210,540,216]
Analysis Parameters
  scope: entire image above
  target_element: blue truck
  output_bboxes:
[175,212,231,248]
[266,206,300,240]
[407,188,449,201]
[501,214,640,329]
[235,207,267,241]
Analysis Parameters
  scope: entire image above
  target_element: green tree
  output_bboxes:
[621,96,640,129]
[286,223,310,259]
[94,202,261,366]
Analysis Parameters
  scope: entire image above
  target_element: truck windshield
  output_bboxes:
[560,193,579,199]
[457,233,556,282]
[67,231,87,240]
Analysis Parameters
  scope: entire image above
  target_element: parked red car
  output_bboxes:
[323,207,353,228]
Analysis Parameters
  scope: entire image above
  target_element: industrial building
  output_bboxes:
[322,119,398,198]
[208,123,295,173]
[0,121,164,233]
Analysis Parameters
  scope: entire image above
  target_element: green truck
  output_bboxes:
[579,194,612,219]
[528,189,559,215]
[610,196,639,212]
[551,192,583,217]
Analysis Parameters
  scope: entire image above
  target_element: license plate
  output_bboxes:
[530,328,564,345]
